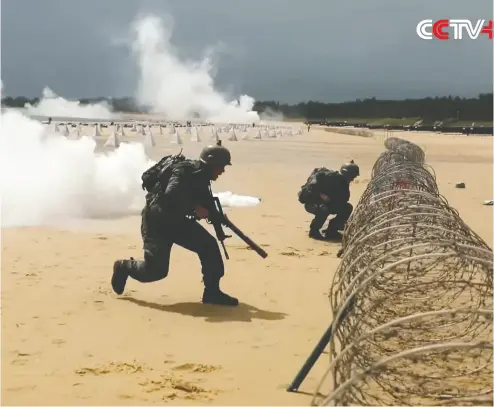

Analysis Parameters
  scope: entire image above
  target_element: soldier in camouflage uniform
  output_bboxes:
[301,160,360,240]
[111,143,239,306]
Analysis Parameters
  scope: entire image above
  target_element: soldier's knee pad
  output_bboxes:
[147,263,169,280]
[143,249,170,280]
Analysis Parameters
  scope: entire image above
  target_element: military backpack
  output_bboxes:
[141,150,187,194]
[297,167,339,204]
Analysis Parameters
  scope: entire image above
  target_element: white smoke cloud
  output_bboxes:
[0,109,260,228]
[24,87,118,120]
[259,106,285,121]
[0,109,152,227]
[0,12,264,228]
[130,14,259,123]
[215,191,260,207]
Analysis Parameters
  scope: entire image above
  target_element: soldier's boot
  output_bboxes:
[324,218,344,233]
[309,228,325,240]
[323,218,344,241]
[202,280,239,306]
[323,228,342,242]
[111,257,134,295]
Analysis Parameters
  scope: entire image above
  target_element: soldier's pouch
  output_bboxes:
[142,203,170,232]
[298,186,311,204]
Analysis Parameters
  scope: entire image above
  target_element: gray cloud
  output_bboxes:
[1,0,492,103]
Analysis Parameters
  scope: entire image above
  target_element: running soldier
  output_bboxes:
[111,142,239,306]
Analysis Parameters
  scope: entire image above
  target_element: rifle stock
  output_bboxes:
[209,196,268,260]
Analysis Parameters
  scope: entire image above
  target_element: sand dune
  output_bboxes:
[2,125,492,405]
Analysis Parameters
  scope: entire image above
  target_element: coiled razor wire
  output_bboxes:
[313,137,493,406]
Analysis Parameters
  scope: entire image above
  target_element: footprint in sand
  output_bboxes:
[75,361,145,376]
[5,384,37,392]
[74,361,218,401]
[10,350,40,366]
[11,358,29,366]
[138,375,217,401]
[279,250,305,258]
[172,363,222,373]
[94,285,113,295]
[93,301,106,312]
[118,394,135,400]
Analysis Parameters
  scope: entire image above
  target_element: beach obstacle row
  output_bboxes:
[44,122,305,150]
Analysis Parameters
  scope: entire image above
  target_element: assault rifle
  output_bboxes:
[206,187,268,260]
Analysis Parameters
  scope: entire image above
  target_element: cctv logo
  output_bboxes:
[417,19,493,40]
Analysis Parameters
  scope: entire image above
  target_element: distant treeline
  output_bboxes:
[2,93,492,123]
[253,93,493,122]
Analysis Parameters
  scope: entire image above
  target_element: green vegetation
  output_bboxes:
[254,94,493,124]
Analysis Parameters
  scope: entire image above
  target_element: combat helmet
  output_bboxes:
[200,140,232,167]
[340,159,360,179]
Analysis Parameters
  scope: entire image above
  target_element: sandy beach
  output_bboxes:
[2,125,492,406]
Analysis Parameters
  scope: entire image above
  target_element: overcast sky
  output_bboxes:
[1,0,493,103]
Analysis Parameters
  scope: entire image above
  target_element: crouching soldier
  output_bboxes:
[111,141,239,306]
[298,160,360,240]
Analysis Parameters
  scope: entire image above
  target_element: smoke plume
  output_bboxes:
[24,87,117,120]
[130,14,259,123]
[0,109,152,227]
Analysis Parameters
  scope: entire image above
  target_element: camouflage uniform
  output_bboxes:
[112,142,238,306]
[303,160,359,239]
[129,160,224,284]
[304,172,353,236]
